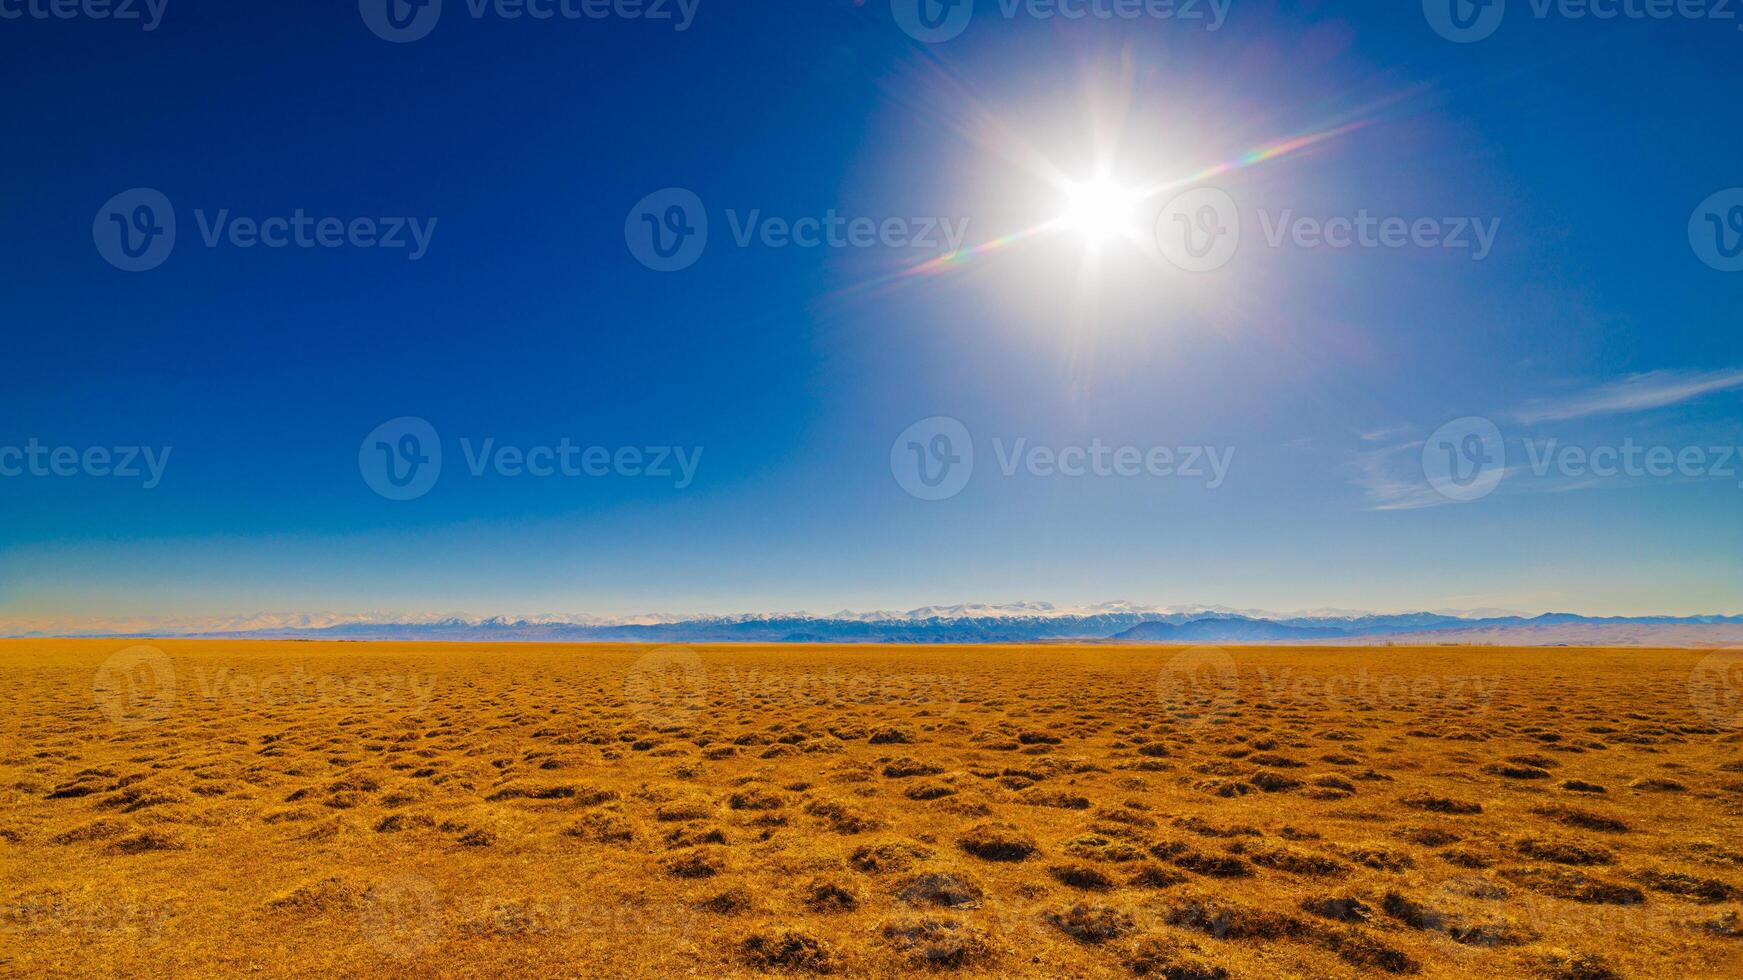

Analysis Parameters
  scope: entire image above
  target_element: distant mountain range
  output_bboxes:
[18,603,1743,646]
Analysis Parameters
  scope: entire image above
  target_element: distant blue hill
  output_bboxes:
[1112,617,1353,642]
[86,608,1743,645]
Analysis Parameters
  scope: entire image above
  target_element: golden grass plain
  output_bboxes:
[3,639,1742,978]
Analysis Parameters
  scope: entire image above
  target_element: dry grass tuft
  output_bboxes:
[880,917,992,969]
[956,822,1038,862]
[741,929,838,973]
[1045,902,1136,944]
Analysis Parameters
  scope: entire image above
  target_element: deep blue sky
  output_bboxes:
[2,1,1740,627]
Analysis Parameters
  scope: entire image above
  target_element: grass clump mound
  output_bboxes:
[881,917,992,969]
[957,823,1038,862]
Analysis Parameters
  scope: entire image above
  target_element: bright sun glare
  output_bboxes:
[1058,175,1140,245]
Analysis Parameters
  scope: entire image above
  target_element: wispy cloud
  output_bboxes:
[1354,471,1535,511]
[1358,423,1412,443]
[1511,368,1743,424]
[1348,367,1743,509]
[1346,439,1470,510]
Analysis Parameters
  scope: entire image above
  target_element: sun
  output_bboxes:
[1058,175,1141,246]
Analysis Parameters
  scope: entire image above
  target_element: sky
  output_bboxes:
[2,0,1740,628]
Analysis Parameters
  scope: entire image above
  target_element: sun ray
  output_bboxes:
[824,64,1426,308]
[1133,118,1376,202]
[882,117,1376,287]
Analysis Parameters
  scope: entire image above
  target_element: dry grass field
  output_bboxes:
[3,640,1742,978]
